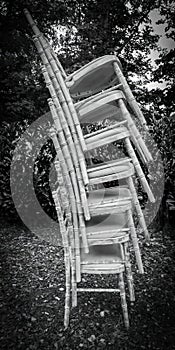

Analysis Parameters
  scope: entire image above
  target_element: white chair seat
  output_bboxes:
[76,90,125,123]
[88,159,134,179]
[65,55,122,99]
[81,243,123,266]
[85,125,130,150]
[85,213,129,233]
[88,186,131,206]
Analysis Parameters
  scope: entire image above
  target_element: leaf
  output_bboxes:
[88,335,96,343]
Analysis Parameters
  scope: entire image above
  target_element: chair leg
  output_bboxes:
[64,254,71,328]
[127,176,150,241]
[72,280,77,308]
[114,62,148,129]
[127,209,144,274]
[71,261,77,307]
[125,137,155,203]
[70,247,77,307]
[124,242,135,302]
[118,272,129,329]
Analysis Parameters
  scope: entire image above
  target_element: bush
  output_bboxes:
[0,119,56,223]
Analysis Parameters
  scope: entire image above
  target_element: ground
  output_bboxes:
[0,219,175,350]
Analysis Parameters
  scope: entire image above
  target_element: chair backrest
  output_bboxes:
[24,8,89,206]
[50,127,85,282]
[24,8,66,79]
[32,34,89,203]
[113,62,147,129]
[24,9,87,154]
[32,31,87,161]
[28,33,89,217]
[65,55,122,100]
[45,88,89,220]
[40,60,88,183]
[38,35,87,151]
[51,168,70,259]
[64,53,147,130]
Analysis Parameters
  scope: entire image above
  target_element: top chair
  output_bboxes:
[24,8,148,129]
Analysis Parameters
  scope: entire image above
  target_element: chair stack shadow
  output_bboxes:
[24,8,155,329]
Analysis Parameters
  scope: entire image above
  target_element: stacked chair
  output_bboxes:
[24,9,155,329]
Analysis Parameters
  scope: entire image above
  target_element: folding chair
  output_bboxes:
[52,158,135,329]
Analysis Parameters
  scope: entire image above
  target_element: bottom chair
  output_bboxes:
[78,243,130,329]
[52,183,134,329]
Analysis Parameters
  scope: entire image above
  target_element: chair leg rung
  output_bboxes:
[77,288,120,292]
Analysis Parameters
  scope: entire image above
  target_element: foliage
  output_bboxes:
[0,121,28,216]
[0,0,70,122]
[1,0,161,122]
[0,120,56,221]
[0,0,175,223]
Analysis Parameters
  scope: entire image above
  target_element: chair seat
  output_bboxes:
[85,212,130,232]
[87,159,134,179]
[81,214,130,246]
[87,157,130,171]
[76,90,125,123]
[81,243,123,265]
[80,189,131,245]
[78,101,120,123]
[85,124,130,150]
[65,55,122,99]
[88,186,131,206]
[87,187,132,216]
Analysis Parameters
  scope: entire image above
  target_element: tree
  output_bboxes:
[1,0,175,224]
[0,0,74,122]
[1,0,161,123]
